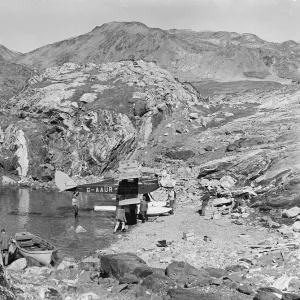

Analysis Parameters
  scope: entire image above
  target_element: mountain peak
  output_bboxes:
[0,44,23,61]
[91,21,150,33]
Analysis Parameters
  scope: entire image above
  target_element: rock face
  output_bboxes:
[15,21,300,83]
[167,288,222,300]
[100,253,153,280]
[0,61,200,178]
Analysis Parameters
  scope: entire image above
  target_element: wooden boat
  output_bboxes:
[94,205,116,212]
[147,206,172,216]
[137,203,172,216]
[13,232,57,266]
[148,201,167,207]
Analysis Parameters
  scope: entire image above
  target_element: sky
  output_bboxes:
[0,0,300,53]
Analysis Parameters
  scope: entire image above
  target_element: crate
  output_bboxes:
[183,231,195,241]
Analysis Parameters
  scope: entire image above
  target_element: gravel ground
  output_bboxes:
[109,206,277,270]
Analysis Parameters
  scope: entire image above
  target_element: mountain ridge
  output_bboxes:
[10,21,300,83]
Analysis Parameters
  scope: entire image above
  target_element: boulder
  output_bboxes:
[293,222,300,232]
[282,293,300,300]
[288,278,300,292]
[204,267,228,278]
[189,113,199,119]
[100,253,153,280]
[6,258,27,272]
[165,261,204,280]
[257,287,282,295]
[134,100,148,117]
[188,276,213,287]
[220,175,236,190]
[119,273,139,284]
[75,225,87,233]
[141,274,176,293]
[111,283,128,293]
[167,288,222,300]
[225,265,247,273]
[56,259,77,270]
[165,261,211,287]
[283,207,300,218]
[79,256,100,271]
[253,291,281,300]
[237,283,254,295]
[78,271,92,283]
[75,292,100,300]
[212,197,233,207]
[133,265,154,279]
[38,287,62,300]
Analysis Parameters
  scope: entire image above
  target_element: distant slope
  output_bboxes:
[17,21,300,82]
[0,46,33,103]
[0,44,22,61]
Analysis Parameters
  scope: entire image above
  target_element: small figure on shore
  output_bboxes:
[0,229,11,266]
[167,187,176,215]
[72,191,79,220]
[140,194,149,223]
[113,204,126,234]
[201,186,213,216]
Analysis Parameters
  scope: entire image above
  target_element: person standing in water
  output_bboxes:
[0,229,11,266]
[72,191,79,220]
[113,204,126,233]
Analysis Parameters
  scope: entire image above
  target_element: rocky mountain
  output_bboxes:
[0,61,200,179]
[16,21,300,82]
[0,59,299,206]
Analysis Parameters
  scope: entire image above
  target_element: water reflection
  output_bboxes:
[0,188,116,259]
[17,189,30,230]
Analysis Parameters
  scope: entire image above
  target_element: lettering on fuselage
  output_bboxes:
[85,186,114,193]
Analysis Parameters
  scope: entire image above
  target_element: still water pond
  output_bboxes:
[0,187,116,259]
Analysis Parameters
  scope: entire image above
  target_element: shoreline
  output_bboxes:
[2,199,300,299]
[106,205,276,269]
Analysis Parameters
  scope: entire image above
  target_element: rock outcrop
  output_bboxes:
[0,61,200,178]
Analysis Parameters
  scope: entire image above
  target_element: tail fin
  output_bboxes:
[55,171,77,192]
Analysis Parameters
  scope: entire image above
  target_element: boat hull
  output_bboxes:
[17,248,55,266]
[94,206,116,211]
[147,207,172,216]
[14,232,57,266]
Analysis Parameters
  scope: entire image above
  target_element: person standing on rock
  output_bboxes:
[0,229,11,266]
[72,191,79,220]
[140,194,149,223]
[113,203,126,233]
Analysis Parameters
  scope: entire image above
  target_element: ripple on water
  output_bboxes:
[0,187,116,259]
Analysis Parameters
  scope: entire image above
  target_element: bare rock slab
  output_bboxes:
[167,288,223,300]
[141,274,176,293]
[99,253,153,280]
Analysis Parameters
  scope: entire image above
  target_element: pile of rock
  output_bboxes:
[202,197,235,220]
[98,252,300,300]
